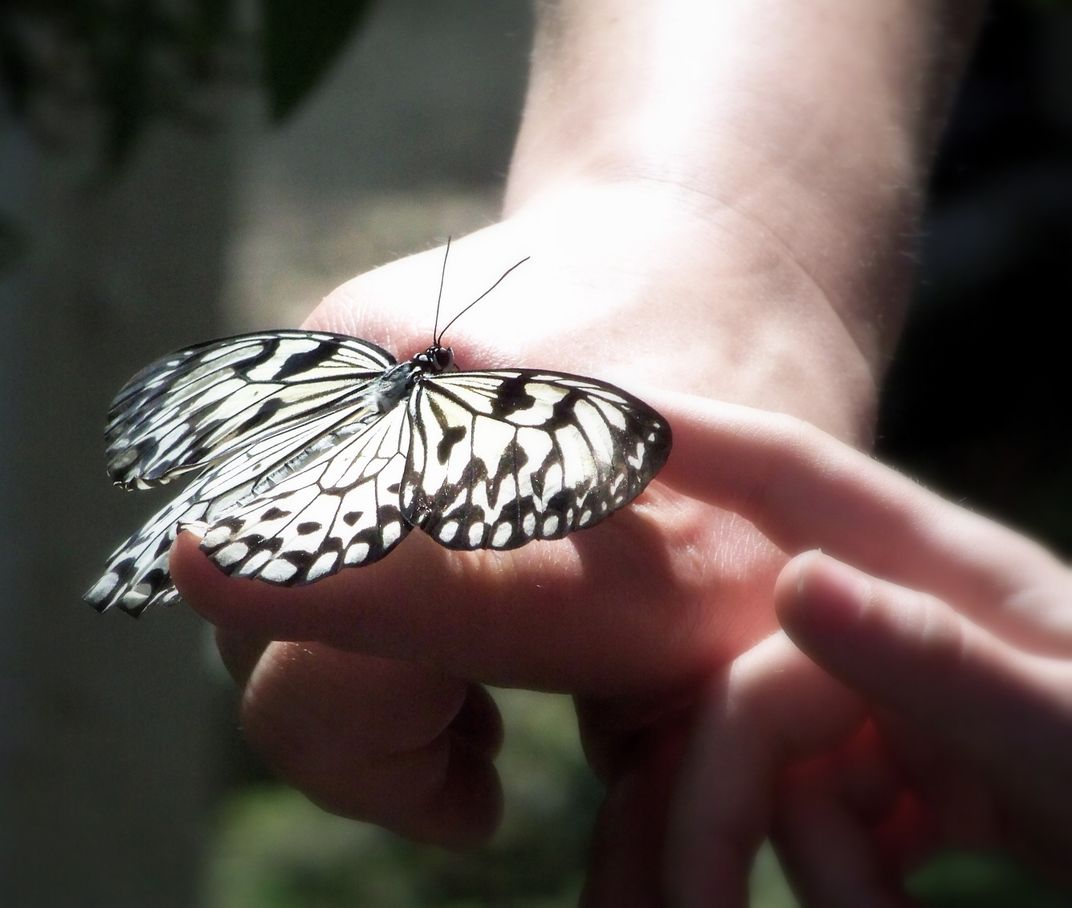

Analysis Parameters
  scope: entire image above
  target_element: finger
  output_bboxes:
[777,552,1072,789]
[775,723,942,895]
[774,779,923,908]
[171,498,779,694]
[659,395,1071,650]
[665,632,866,906]
[795,720,904,828]
[584,729,688,908]
[869,716,1002,856]
[236,640,503,847]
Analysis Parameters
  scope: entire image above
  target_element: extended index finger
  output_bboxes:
[658,394,1071,651]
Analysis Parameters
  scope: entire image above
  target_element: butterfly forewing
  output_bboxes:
[402,370,671,550]
[106,331,396,489]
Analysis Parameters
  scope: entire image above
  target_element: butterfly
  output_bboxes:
[85,252,672,616]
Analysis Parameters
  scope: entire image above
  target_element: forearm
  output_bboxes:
[506,0,983,397]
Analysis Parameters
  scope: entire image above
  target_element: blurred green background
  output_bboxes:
[1,1,1070,905]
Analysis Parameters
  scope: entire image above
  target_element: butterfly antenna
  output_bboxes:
[431,236,452,343]
[436,255,531,344]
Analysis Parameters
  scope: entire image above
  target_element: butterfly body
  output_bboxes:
[86,330,671,616]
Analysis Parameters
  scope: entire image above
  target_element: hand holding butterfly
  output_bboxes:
[662,399,1072,906]
[169,217,833,848]
[165,0,988,896]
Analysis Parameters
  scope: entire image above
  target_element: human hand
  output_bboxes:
[171,191,868,846]
[666,399,1072,906]
[173,0,982,887]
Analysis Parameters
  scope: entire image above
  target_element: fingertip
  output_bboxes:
[170,528,243,628]
[169,528,211,602]
[424,743,505,850]
[775,550,872,638]
[170,524,203,567]
[450,683,506,759]
[171,527,381,640]
[773,549,821,616]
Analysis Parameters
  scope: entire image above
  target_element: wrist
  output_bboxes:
[498,178,882,445]
[505,1,983,426]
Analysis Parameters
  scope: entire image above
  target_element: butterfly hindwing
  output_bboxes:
[84,485,209,614]
[106,330,395,489]
[87,403,392,614]
[197,403,412,585]
[401,370,671,550]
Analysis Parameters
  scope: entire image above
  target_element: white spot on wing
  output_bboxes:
[261,559,298,583]
[344,542,370,565]
[306,551,338,582]
[121,591,148,611]
[241,549,273,575]
[215,542,249,567]
[203,525,232,548]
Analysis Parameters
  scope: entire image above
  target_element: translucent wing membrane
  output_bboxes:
[402,370,671,550]
[198,404,412,586]
[86,402,389,614]
[87,329,673,616]
[106,331,395,489]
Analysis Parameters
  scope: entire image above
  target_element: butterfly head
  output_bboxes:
[415,343,456,374]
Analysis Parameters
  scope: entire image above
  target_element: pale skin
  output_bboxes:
[664,400,1072,906]
[168,0,998,902]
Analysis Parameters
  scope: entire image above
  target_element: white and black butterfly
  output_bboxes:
[85,256,672,616]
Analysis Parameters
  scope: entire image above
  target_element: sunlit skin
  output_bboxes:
[170,0,990,901]
[664,401,1072,906]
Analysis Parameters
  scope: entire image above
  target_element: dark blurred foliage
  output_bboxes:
[877,0,1072,555]
[908,850,1072,908]
[0,0,374,167]
[260,0,374,120]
